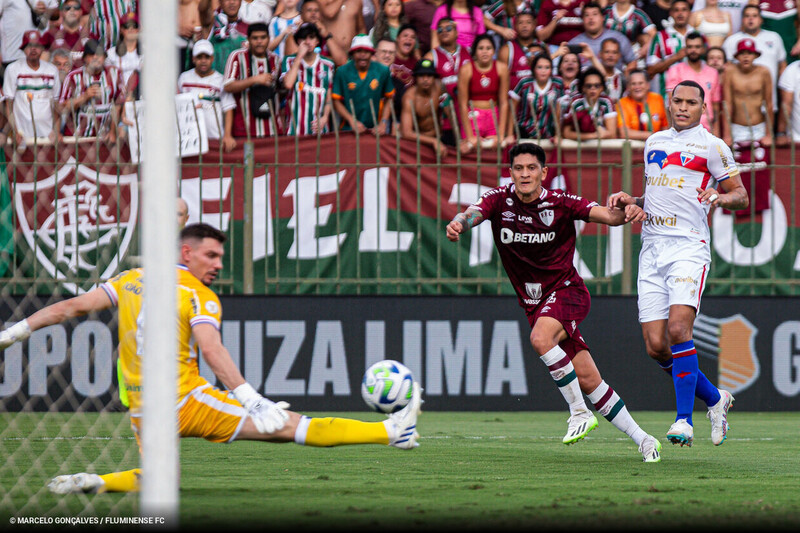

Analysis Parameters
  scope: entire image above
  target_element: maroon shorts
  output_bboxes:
[525,284,591,359]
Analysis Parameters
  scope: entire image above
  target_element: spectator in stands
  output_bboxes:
[49,47,72,84]
[457,33,511,153]
[178,39,237,152]
[584,37,625,102]
[284,0,346,66]
[319,0,367,69]
[59,39,122,141]
[332,34,394,133]
[691,0,750,34]
[689,0,732,48]
[2,30,60,144]
[484,0,539,42]
[602,0,656,59]
[371,0,406,45]
[722,5,787,113]
[105,11,141,98]
[569,3,636,72]
[707,46,728,74]
[666,31,721,135]
[758,0,799,64]
[562,66,617,140]
[400,58,449,156]
[208,0,249,74]
[393,24,420,91]
[223,22,281,138]
[646,0,692,100]
[497,10,539,92]
[1,0,57,82]
[616,68,667,140]
[554,48,581,96]
[404,0,443,54]
[723,38,773,147]
[422,16,471,145]
[777,58,800,144]
[430,0,486,51]
[374,38,396,67]
[86,0,138,51]
[239,0,276,25]
[641,0,671,32]
[280,23,336,136]
[535,0,588,50]
[509,52,564,140]
[268,0,302,61]
[41,0,88,68]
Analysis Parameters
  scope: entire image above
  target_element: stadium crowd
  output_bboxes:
[0,0,798,155]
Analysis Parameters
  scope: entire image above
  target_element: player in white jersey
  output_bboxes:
[608,80,749,448]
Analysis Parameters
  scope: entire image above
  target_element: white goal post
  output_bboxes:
[140,0,179,523]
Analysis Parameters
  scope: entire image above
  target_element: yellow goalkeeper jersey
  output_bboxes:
[100,265,223,414]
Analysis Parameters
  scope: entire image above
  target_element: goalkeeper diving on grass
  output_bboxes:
[0,223,422,494]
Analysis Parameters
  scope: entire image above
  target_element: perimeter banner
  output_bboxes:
[1,295,797,412]
[4,137,800,294]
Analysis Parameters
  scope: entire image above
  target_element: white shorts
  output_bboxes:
[731,122,766,144]
[637,237,711,323]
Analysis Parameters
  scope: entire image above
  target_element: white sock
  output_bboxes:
[293,415,312,445]
[587,381,646,446]
[540,346,589,417]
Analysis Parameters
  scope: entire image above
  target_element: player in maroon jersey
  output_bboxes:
[446,142,662,462]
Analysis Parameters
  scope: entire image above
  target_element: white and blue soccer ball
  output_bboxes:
[361,360,414,414]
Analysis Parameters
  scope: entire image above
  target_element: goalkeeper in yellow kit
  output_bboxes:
[0,223,422,494]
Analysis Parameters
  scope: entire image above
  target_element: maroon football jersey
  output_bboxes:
[470,184,597,311]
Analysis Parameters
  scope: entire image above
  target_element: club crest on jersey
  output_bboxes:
[680,152,696,166]
[14,157,138,295]
[539,209,554,226]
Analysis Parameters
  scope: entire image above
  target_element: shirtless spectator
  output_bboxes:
[722,38,773,147]
[41,0,88,68]
[319,0,366,67]
[400,58,448,156]
[285,0,347,66]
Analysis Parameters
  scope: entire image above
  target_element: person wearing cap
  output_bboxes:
[722,37,773,147]
[280,22,336,136]
[2,29,61,144]
[332,34,394,133]
[40,0,88,69]
[223,22,281,138]
[58,38,123,141]
[0,0,58,80]
[178,38,237,151]
[400,58,449,156]
[722,5,786,114]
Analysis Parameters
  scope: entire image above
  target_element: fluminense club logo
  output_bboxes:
[14,158,138,294]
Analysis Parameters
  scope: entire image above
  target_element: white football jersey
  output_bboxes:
[641,124,739,242]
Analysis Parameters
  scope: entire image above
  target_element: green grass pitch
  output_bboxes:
[1,411,798,530]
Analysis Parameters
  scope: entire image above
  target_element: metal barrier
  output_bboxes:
[1,97,799,296]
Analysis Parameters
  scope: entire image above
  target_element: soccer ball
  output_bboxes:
[361,360,414,414]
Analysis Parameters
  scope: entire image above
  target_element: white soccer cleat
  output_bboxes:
[707,389,734,446]
[639,434,662,463]
[562,412,598,445]
[47,473,105,495]
[387,381,422,449]
[666,418,694,447]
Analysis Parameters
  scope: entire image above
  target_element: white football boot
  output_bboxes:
[707,389,734,446]
[562,412,599,445]
[666,418,694,447]
[639,434,662,462]
[387,381,422,449]
[47,473,105,494]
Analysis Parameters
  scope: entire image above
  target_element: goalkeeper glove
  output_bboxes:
[233,383,290,434]
[0,320,31,350]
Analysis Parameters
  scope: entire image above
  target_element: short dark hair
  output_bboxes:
[248,22,269,37]
[581,2,603,17]
[742,4,761,17]
[436,16,455,26]
[397,23,417,36]
[294,23,321,42]
[627,68,649,82]
[600,37,620,51]
[509,142,546,168]
[670,0,691,11]
[578,66,605,94]
[180,223,227,245]
[707,45,727,61]
[685,31,706,45]
[672,80,705,101]
[82,39,105,58]
[470,33,495,57]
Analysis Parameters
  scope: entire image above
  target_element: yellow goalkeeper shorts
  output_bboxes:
[130,384,247,445]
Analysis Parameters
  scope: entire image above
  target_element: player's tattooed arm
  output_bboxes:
[446,208,484,241]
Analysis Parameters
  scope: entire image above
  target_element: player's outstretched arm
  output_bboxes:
[446,208,484,242]
[588,204,646,226]
[193,323,290,434]
[0,288,113,350]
